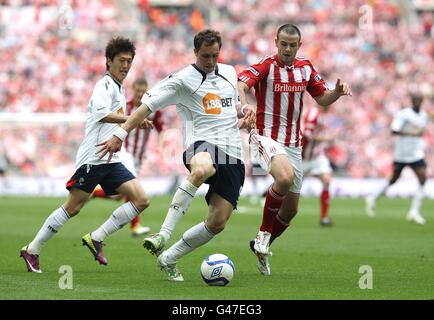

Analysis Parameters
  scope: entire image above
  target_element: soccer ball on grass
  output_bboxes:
[200,253,234,286]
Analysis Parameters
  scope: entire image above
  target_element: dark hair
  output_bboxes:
[276,24,301,41]
[193,29,222,51]
[133,77,148,87]
[105,37,136,70]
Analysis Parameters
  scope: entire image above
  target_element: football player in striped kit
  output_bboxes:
[302,105,334,227]
[238,24,352,275]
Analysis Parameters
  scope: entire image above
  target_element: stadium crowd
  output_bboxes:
[0,0,433,178]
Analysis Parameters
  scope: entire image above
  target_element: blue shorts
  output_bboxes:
[183,141,245,209]
[66,163,135,195]
[393,159,426,174]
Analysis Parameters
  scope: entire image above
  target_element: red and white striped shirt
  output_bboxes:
[301,106,325,160]
[238,54,328,147]
[124,98,164,167]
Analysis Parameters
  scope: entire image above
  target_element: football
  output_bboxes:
[200,253,235,286]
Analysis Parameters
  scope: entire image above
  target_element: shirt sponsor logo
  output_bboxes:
[273,82,307,93]
[203,93,233,115]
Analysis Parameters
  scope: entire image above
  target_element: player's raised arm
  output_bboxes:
[314,78,352,107]
[96,103,152,161]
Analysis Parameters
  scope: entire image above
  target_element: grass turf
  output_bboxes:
[0,196,433,300]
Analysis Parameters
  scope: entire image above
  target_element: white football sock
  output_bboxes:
[410,184,424,214]
[91,202,139,242]
[372,181,390,200]
[163,221,214,264]
[27,206,70,255]
[159,180,198,241]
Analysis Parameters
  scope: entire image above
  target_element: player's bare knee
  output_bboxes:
[63,205,81,217]
[207,221,225,234]
[190,165,215,185]
[134,197,149,211]
[274,171,293,191]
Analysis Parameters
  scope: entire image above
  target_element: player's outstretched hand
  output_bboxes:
[335,79,352,97]
[96,136,122,163]
[239,105,256,130]
[139,119,154,129]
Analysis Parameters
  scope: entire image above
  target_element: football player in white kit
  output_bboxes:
[97,29,255,281]
[366,93,428,224]
[20,38,152,273]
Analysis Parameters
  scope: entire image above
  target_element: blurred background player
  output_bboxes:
[20,37,151,273]
[92,77,165,237]
[302,105,334,227]
[238,24,352,276]
[365,92,429,225]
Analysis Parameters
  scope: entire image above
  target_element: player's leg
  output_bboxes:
[160,151,215,239]
[270,191,300,245]
[407,161,427,224]
[366,162,403,217]
[90,185,144,234]
[144,150,215,255]
[157,158,244,281]
[248,192,299,276]
[254,154,293,254]
[82,164,148,265]
[89,178,149,242]
[318,172,332,226]
[158,193,233,281]
[21,188,90,273]
[121,151,150,236]
[123,182,150,237]
[268,146,303,246]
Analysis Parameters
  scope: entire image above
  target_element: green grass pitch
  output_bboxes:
[0,195,433,300]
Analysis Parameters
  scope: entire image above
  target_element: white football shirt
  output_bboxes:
[390,107,427,163]
[142,63,244,161]
[75,74,126,168]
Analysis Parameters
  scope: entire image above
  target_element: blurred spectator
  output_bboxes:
[0,0,433,178]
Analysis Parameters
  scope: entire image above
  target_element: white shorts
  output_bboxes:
[119,150,137,177]
[303,155,332,176]
[249,132,303,193]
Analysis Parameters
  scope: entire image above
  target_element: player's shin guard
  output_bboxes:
[160,180,198,241]
[260,185,285,232]
[163,221,214,264]
[28,206,71,255]
[320,189,330,219]
[269,214,290,245]
[91,202,140,242]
